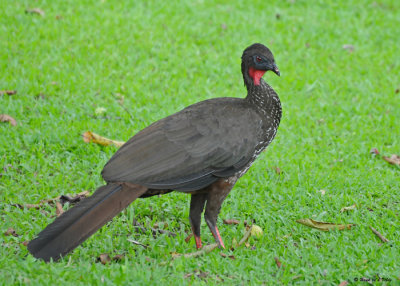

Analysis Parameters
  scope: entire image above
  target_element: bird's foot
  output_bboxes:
[211,226,225,249]
[194,234,202,249]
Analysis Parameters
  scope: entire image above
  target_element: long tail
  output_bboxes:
[27,183,148,262]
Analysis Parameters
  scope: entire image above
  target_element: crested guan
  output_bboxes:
[28,43,282,262]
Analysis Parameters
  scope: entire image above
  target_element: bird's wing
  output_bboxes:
[101,98,262,191]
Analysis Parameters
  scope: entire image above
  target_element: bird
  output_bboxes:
[28,43,282,262]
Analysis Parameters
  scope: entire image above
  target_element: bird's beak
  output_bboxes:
[272,63,280,76]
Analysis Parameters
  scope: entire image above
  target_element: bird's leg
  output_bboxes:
[204,178,236,249]
[189,193,207,249]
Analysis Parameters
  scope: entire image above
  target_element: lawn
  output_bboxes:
[1,0,399,284]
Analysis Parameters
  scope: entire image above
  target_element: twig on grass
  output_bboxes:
[127,239,148,249]
[369,226,389,243]
[172,243,219,259]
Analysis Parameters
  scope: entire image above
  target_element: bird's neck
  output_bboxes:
[245,79,282,120]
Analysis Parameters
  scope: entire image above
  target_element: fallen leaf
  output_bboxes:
[238,226,253,246]
[370,148,380,155]
[296,218,355,231]
[273,166,282,174]
[382,154,400,166]
[22,241,29,246]
[112,254,124,261]
[98,253,111,264]
[184,233,193,243]
[172,243,218,259]
[0,114,17,126]
[219,252,235,260]
[184,273,192,279]
[82,131,125,147]
[0,90,17,96]
[223,219,240,225]
[340,204,356,213]
[231,238,238,248]
[274,257,282,268]
[4,228,19,237]
[342,44,354,52]
[25,8,45,16]
[55,202,64,217]
[395,88,399,94]
[338,281,349,286]
[195,270,209,279]
[369,226,389,243]
[317,189,326,195]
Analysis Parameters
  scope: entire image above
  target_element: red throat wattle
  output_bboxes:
[248,67,266,86]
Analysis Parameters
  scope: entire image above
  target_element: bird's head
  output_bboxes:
[241,43,280,87]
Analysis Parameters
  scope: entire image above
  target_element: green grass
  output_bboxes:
[1,0,399,284]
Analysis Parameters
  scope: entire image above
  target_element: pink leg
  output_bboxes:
[194,234,202,249]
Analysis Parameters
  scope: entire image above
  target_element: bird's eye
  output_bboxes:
[256,56,262,62]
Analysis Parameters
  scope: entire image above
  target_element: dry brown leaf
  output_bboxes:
[25,8,45,16]
[340,204,357,213]
[273,166,282,174]
[0,114,17,126]
[369,226,389,243]
[184,233,193,243]
[55,202,64,217]
[0,90,17,96]
[219,252,235,260]
[82,131,125,147]
[4,227,19,237]
[223,219,240,225]
[382,154,400,166]
[338,281,349,286]
[184,273,192,279]
[274,257,282,268]
[296,218,355,231]
[98,253,111,264]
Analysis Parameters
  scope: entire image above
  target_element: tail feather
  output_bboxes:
[28,183,147,262]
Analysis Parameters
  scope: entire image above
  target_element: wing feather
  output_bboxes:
[101,98,262,191]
